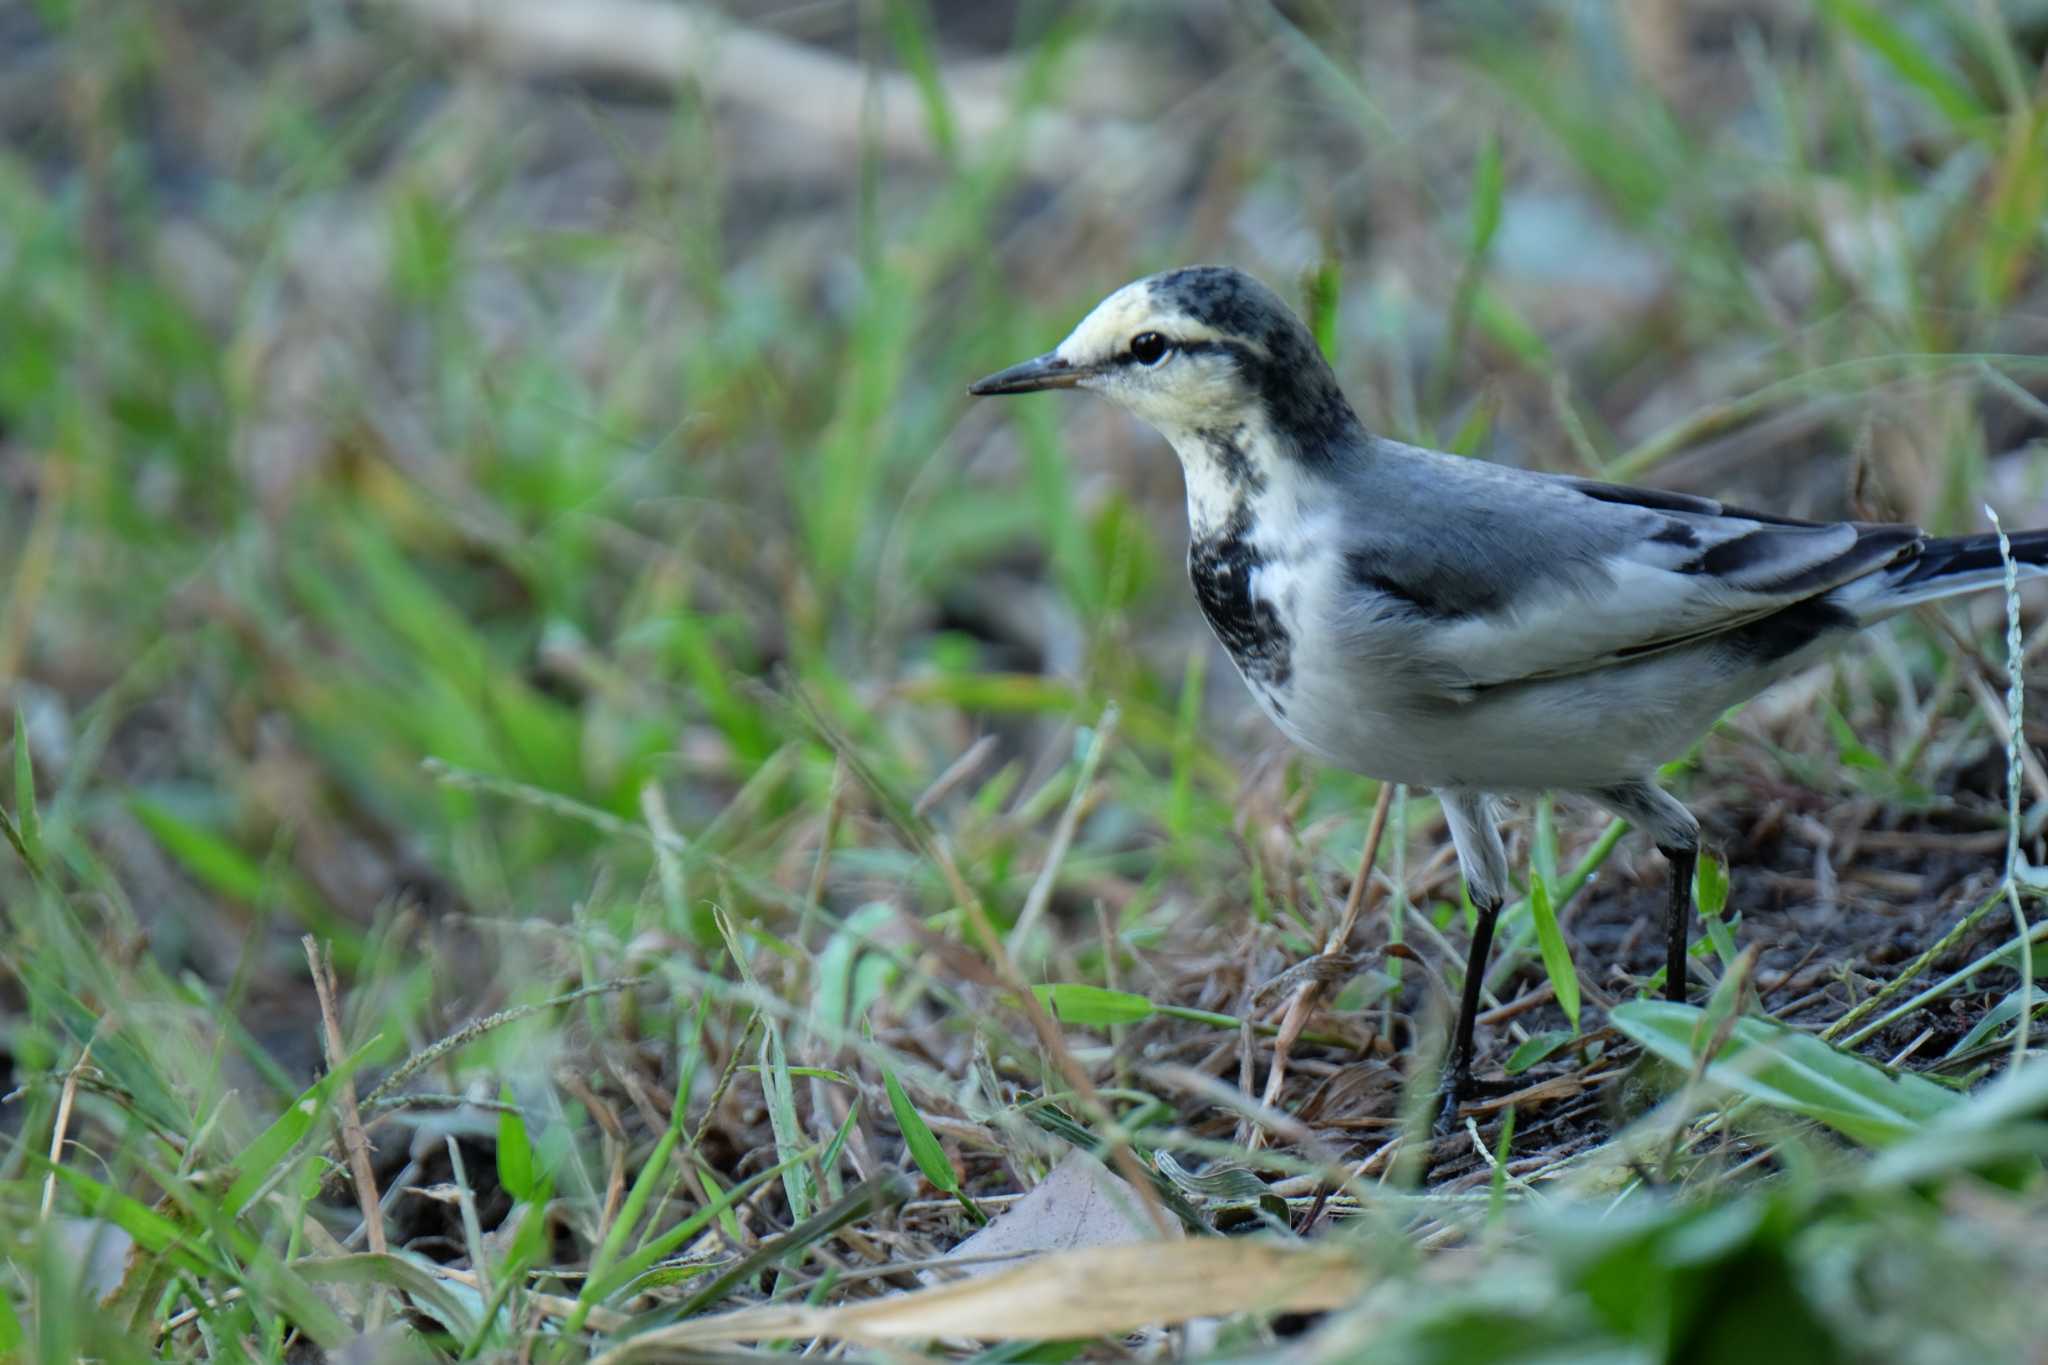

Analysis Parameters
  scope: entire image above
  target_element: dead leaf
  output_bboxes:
[590,1238,1367,1357]
[927,1150,1173,1283]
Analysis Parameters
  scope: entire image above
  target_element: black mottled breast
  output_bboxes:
[1187,508,1293,696]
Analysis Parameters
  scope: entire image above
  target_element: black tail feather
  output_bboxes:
[1895,526,2048,589]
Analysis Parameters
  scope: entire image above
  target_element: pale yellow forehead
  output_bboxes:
[1057,281,1227,360]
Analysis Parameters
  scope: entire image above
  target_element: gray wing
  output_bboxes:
[1334,445,1925,692]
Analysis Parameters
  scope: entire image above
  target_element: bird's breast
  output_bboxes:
[1187,518,1438,780]
[1187,526,1295,697]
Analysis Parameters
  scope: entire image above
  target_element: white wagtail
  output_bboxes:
[970,265,2048,1127]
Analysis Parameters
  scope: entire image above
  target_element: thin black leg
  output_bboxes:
[1435,893,1502,1136]
[1661,843,1697,1003]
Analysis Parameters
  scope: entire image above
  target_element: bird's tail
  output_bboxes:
[1853,526,2048,619]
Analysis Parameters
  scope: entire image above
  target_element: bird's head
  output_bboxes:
[968,265,1360,464]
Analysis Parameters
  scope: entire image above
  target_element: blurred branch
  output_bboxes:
[383,0,1152,183]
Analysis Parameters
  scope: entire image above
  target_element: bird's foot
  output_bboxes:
[1431,1073,1520,1141]
[1431,1088,1464,1141]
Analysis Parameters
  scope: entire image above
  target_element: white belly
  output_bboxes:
[1250,583,1799,794]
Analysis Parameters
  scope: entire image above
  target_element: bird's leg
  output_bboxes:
[1591,781,1703,1005]
[1435,891,1502,1137]
[1660,842,1697,1003]
[1431,790,1510,1140]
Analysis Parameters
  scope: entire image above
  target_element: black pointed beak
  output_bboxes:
[967,352,1087,396]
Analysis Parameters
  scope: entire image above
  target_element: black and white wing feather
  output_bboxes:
[1335,446,1927,693]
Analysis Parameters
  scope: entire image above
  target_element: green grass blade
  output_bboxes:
[1865,1061,2048,1188]
[1303,257,1343,362]
[128,797,266,904]
[1613,1001,1958,1145]
[1033,983,1158,1028]
[884,0,958,166]
[0,804,31,879]
[296,1253,481,1341]
[759,1022,815,1224]
[1432,133,1508,419]
[11,708,41,872]
[1505,1029,1574,1075]
[34,1158,353,1348]
[29,1160,223,1281]
[882,1066,955,1194]
[1818,0,1988,129]
[222,1036,384,1217]
[497,1085,538,1205]
[565,1007,705,1332]
[656,1173,914,1325]
[604,1155,805,1302]
[0,1284,20,1353]
[1526,870,1580,1032]
[1693,850,1739,966]
[884,1066,984,1223]
[1468,132,1504,256]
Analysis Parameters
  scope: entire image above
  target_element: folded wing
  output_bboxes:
[1335,454,1924,692]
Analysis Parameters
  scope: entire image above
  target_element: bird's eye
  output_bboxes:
[1129,332,1170,366]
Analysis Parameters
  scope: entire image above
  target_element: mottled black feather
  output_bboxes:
[1196,423,1265,496]
[1150,268,1362,466]
[1188,504,1293,691]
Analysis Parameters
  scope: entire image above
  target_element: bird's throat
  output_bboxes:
[1172,420,1281,538]
[1171,420,1327,711]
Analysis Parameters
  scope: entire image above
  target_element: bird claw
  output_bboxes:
[1431,1071,1522,1143]
[1431,1078,1468,1140]
[1431,1098,1463,1141]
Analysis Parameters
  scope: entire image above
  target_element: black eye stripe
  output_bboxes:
[1117,335,1249,366]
